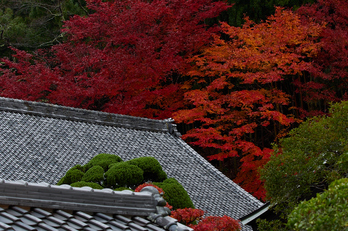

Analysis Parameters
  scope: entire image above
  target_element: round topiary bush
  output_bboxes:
[57,165,85,185]
[56,154,172,193]
[84,153,123,171]
[127,156,167,182]
[105,162,144,188]
[71,181,104,189]
[154,178,194,210]
[157,170,168,182]
[81,165,104,183]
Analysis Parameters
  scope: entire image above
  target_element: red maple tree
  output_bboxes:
[0,0,229,118]
[174,8,324,199]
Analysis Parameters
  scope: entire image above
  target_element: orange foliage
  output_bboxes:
[174,8,324,199]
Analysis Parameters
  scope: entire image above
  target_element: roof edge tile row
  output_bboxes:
[0,97,180,135]
[0,179,157,216]
[0,179,193,231]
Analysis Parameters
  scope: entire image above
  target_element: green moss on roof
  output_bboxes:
[127,156,167,182]
[154,178,194,210]
[105,162,144,188]
[84,153,123,171]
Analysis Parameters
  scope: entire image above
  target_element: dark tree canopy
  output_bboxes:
[0,0,88,56]
[260,100,348,228]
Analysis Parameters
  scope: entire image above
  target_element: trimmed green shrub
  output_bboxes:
[56,154,174,196]
[71,181,104,189]
[108,163,118,169]
[161,178,178,184]
[154,178,194,210]
[81,165,104,183]
[287,178,348,231]
[157,170,168,182]
[84,153,123,171]
[105,162,144,188]
[57,165,85,185]
[127,156,167,182]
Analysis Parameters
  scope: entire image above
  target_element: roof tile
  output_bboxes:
[0,97,262,230]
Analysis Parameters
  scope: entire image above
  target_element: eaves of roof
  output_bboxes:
[240,202,270,225]
[0,97,180,135]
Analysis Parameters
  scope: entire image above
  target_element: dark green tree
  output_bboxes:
[0,0,87,56]
[259,101,348,229]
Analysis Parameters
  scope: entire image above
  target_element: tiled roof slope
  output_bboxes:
[0,97,264,220]
[0,179,192,231]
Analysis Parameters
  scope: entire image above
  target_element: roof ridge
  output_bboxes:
[0,97,181,135]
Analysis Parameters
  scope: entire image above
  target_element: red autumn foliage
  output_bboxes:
[192,215,241,231]
[171,208,240,231]
[1,0,346,204]
[137,185,240,231]
[295,0,348,117]
[170,208,205,226]
[0,0,229,119]
[173,8,324,199]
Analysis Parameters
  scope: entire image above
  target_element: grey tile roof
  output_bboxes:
[0,179,192,231]
[0,97,264,221]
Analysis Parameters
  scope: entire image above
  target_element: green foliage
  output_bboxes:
[70,181,104,189]
[260,101,348,227]
[0,8,27,56]
[0,8,26,38]
[161,178,178,184]
[0,0,88,55]
[81,165,104,183]
[256,219,285,231]
[56,154,171,192]
[105,162,144,188]
[287,178,348,231]
[57,165,85,185]
[84,153,123,171]
[157,170,168,182]
[154,178,194,210]
[127,156,167,182]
